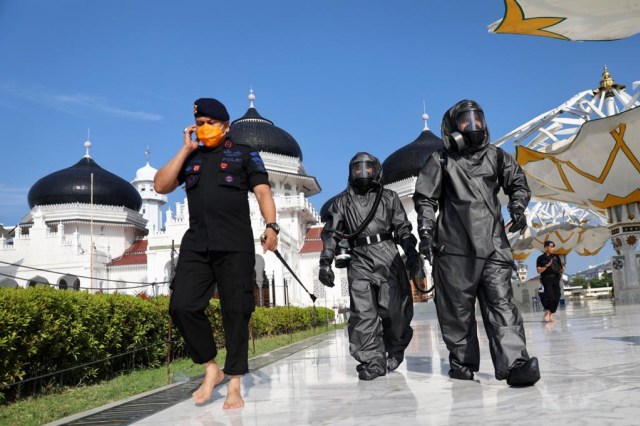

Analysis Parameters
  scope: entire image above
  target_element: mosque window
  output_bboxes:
[340,277,349,297]
[284,183,292,190]
[313,280,325,299]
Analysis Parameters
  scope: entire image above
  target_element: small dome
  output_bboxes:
[28,150,142,211]
[134,147,157,182]
[382,129,444,185]
[135,163,157,182]
[228,90,303,160]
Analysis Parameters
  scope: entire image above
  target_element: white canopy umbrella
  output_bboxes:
[488,0,640,41]
[495,67,640,212]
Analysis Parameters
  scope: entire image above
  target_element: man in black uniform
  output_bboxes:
[155,98,278,408]
[536,240,565,322]
[413,100,540,386]
[319,152,423,380]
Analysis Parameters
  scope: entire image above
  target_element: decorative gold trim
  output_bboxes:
[493,0,568,40]
[517,122,640,208]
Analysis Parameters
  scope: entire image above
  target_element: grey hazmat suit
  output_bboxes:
[320,152,421,380]
[413,100,540,386]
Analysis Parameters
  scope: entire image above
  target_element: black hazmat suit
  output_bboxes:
[320,153,419,380]
[413,100,540,386]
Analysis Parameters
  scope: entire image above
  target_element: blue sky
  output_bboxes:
[1,1,638,274]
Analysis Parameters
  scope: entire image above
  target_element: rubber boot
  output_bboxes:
[507,357,540,387]
[358,367,385,381]
[387,352,404,372]
[448,366,475,380]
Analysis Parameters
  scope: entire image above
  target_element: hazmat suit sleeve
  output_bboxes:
[320,197,346,266]
[412,152,442,238]
[389,190,418,255]
[499,148,531,212]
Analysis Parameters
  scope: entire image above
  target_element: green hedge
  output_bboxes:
[0,287,332,403]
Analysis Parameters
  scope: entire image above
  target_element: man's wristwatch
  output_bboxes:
[265,222,280,235]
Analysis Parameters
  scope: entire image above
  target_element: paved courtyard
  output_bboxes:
[51,298,640,425]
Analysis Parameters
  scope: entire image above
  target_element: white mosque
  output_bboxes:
[0,91,442,309]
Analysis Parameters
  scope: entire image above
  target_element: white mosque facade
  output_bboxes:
[0,92,443,309]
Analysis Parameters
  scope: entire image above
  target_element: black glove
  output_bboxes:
[318,265,335,288]
[419,237,433,265]
[405,252,426,282]
[508,207,527,233]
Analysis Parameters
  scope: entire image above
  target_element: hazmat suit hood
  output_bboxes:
[441,100,490,155]
[348,152,383,192]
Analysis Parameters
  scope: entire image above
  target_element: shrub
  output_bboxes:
[0,288,329,402]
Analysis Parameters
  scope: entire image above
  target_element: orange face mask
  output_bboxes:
[196,123,226,148]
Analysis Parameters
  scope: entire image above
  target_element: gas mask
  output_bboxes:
[442,100,489,154]
[348,152,382,192]
[197,123,226,148]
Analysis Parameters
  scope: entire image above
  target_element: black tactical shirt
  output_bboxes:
[536,253,563,280]
[178,137,269,252]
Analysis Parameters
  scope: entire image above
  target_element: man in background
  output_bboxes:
[536,240,565,322]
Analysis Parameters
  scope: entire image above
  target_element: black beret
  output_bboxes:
[193,98,229,121]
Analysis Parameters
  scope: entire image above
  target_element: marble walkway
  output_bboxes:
[52,298,640,425]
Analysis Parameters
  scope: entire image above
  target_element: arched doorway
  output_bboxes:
[254,254,269,307]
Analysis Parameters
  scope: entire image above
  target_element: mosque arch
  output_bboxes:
[0,278,18,288]
[164,259,178,283]
[254,254,268,306]
[58,274,80,291]
[27,275,49,287]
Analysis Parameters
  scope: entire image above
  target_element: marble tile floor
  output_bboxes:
[62,299,640,425]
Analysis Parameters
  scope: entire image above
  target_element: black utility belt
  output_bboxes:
[351,233,393,248]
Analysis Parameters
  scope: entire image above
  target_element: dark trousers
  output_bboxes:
[347,253,413,374]
[433,256,530,380]
[540,277,561,313]
[169,249,255,375]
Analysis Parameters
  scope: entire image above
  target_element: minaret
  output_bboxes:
[422,101,430,131]
[594,65,626,116]
[132,147,167,232]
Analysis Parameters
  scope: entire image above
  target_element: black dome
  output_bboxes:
[382,129,444,185]
[28,156,142,211]
[229,107,303,160]
[320,191,346,223]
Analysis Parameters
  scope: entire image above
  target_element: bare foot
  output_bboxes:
[549,314,556,322]
[223,375,245,409]
[192,361,225,404]
[543,311,551,322]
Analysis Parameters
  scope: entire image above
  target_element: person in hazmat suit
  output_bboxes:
[318,152,424,380]
[413,100,540,386]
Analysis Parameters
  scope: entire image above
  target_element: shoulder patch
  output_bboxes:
[249,151,266,171]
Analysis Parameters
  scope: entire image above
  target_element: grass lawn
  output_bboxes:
[0,324,344,426]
